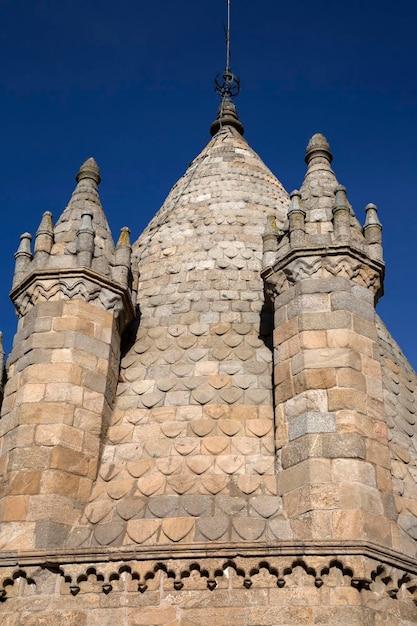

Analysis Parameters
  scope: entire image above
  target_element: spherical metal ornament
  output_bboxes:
[214,69,241,98]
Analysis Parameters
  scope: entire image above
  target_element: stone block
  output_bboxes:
[352,314,378,340]
[278,458,332,494]
[375,465,393,492]
[0,521,36,551]
[2,495,29,520]
[361,354,382,379]
[294,369,336,393]
[299,310,351,331]
[40,469,80,498]
[128,606,178,625]
[287,293,330,319]
[283,483,339,517]
[65,331,110,360]
[27,494,81,525]
[281,433,366,469]
[327,388,367,414]
[83,389,106,414]
[182,608,246,626]
[332,458,376,487]
[288,412,336,440]
[35,423,83,450]
[299,330,327,349]
[52,316,95,335]
[273,361,291,385]
[44,383,84,406]
[336,409,374,438]
[366,439,392,469]
[278,335,301,361]
[338,482,384,514]
[62,299,109,324]
[16,383,46,405]
[301,348,362,373]
[50,447,90,476]
[83,370,109,395]
[295,276,350,294]
[29,331,66,350]
[8,468,41,495]
[336,367,366,391]
[194,361,219,376]
[22,363,82,385]
[8,446,52,471]
[285,390,328,418]
[246,606,313,624]
[273,317,298,345]
[35,521,70,549]
[330,291,374,321]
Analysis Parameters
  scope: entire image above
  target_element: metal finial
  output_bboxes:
[214,0,240,99]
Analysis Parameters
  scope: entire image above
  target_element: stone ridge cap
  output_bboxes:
[1,540,416,573]
[376,313,417,378]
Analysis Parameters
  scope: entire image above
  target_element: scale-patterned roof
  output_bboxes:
[67,113,292,548]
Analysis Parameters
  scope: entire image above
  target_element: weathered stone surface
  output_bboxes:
[1,97,417,626]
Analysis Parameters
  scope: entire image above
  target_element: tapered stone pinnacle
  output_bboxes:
[76,157,101,184]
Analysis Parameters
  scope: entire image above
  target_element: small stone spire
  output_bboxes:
[299,133,339,237]
[34,211,54,265]
[332,184,351,241]
[364,202,383,261]
[262,214,280,267]
[76,211,95,267]
[113,227,132,287]
[210,96,244,136]
[76,157,101,185]
[288,190,306,246]
[305,133,333,168]
[51,157,114,276]
[13,232,32,287]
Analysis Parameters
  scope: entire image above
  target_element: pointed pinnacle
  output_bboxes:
[76,157,101,185]
[117,227,131,247]
[305,133,333,167]
[210,97,244,137]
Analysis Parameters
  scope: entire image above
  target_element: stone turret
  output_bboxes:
[262,133,391,546]
[0,159,135,549]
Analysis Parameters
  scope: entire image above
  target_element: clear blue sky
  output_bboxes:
[1,0,416,370]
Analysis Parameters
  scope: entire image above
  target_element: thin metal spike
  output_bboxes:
[214,0,240,100]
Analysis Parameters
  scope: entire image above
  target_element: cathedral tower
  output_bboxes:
[0,85,416,624]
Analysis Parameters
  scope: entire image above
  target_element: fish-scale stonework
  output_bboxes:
[0,102,416,625]
[75,123,290,549]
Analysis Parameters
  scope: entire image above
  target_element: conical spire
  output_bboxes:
[51,157,114,275]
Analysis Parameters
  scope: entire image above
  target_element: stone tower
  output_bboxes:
[0,94,416,625]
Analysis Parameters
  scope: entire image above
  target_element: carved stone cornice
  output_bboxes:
[0,541,416,604]
[0,539,416,573]
[10,267,135,329]
[262,243,385,303]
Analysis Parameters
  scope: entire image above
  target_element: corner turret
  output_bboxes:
[0,159,135,550]
[262,134,390,548]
